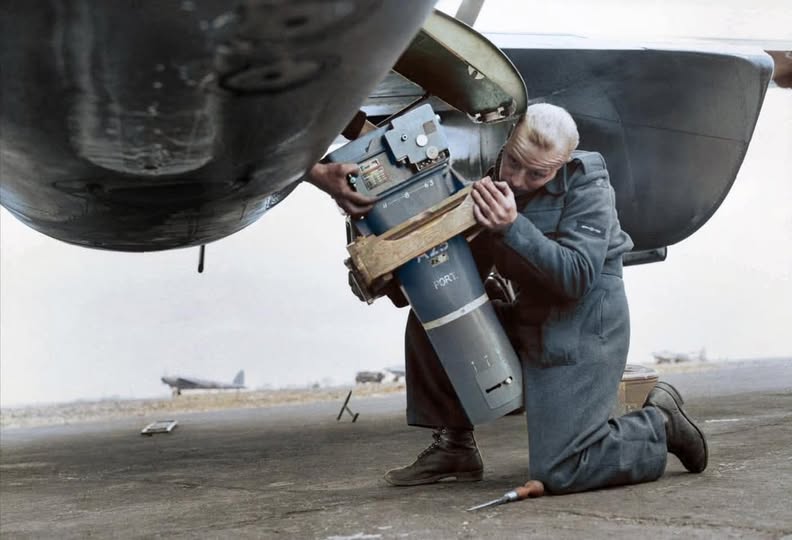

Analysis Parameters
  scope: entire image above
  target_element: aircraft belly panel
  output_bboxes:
[0,0,435,251]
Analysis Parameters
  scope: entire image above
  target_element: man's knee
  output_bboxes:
[530,459,580,495]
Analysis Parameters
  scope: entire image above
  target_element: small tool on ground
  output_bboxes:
[466,480,545,511]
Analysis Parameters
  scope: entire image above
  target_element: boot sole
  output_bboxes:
[384,469,483,487]
[654,384,708,473]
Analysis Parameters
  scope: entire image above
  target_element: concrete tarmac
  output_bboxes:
[2,359,791,539]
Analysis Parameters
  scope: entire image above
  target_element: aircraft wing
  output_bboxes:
[363,33,774,257]
[170,377,210,390]
[167,377,243,390]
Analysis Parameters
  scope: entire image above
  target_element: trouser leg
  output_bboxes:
[522,307,668,494]
[521,277,669,494]
[394,310,482,486]
[404,310,473,430]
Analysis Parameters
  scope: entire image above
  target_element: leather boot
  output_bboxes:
[644,381,708,473]
[384,428,483,486]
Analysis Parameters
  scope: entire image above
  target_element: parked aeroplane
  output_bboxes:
[162,370,245,396]
[0,1,778,265]
[355,367,406,384]
[653,349,708,365]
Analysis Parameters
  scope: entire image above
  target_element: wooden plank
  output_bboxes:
[346,185,479,287]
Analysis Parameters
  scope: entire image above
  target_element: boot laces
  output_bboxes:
[416,430,444,460]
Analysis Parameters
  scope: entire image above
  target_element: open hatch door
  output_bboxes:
[391,9,527,124]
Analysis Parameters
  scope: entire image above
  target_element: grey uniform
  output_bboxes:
[403,150,669,494]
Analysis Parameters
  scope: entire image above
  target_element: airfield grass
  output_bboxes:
[0,382,406,429]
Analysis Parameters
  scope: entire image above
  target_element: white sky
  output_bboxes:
[1,2,791,407]
[438,0,792,42]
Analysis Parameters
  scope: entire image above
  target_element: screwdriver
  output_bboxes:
[466,480,545,511]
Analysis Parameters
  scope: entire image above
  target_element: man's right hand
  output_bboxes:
[472,176,518,233]
[307,162,376,218]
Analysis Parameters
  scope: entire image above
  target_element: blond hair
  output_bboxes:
[506,104,579,163]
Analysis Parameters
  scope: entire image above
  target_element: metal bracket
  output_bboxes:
[336,391,359,422]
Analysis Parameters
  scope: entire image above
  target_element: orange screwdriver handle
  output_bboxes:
[514,480,545,500]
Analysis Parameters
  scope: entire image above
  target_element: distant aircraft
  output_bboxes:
[162,370,245,396]
[355,367,405,384]
[653,349,708,365]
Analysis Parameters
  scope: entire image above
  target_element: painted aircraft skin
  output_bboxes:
[162,370,245,396]
[0,0,436,251]
[0,1,780,261]
[362,34,775,259]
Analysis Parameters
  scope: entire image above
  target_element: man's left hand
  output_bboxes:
[472,176,518,232]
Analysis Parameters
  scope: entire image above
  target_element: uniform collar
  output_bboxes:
[542,162,569,195]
